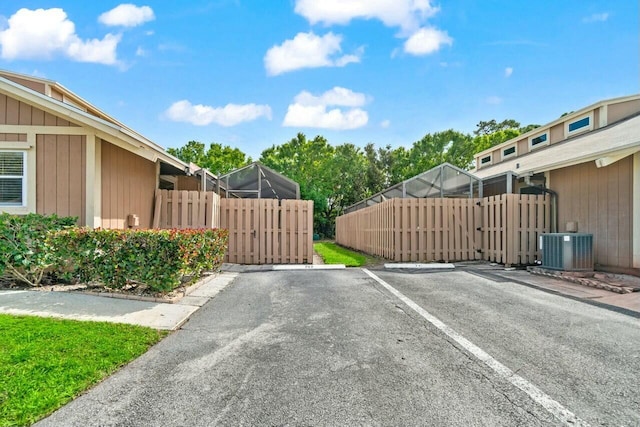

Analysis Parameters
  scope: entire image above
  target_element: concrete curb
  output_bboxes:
[272,264,346,271]
[61,272,227,304]
[0,272,240,331]
[384,263,455,270]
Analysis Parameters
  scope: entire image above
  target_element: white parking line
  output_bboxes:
[362,268,589,427]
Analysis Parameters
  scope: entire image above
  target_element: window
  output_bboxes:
[0,151,26,206]
[529,131,549,150]
[566,113,593,136]
[502,145,516,159]
[568,117,589,132]
[531,134,547,146]
[480,154,492,167]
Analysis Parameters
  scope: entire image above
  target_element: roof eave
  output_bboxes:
[474,93,640,158]
[0,76,189,171]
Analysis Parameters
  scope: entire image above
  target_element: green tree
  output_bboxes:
[519,123,540,133]
[260,134,371,237]
[260,133,336,236]
[471,119,540,159]
[473,119,521,136]
[472,128,521,154]
[168,141,251,175]
[364,143,386,195]
[167,140,206,165]
[406,130,474,176]
[323,143,368,231]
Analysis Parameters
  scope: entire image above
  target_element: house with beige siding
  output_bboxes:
[472,95,640,273]
[0,70,213,229]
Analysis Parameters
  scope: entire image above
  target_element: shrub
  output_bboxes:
[0,213,77,286]
[49,228,229,293]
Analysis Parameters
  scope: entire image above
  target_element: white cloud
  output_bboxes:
[67,33,121,64]
[284,104,368,130]
[165,100,272,127]
[264,32,361,76]
[294,0,439,33]
[486,96,503,105]
[0,8,121,65]
[283,87,369,130]
[135,46,147,57]
[403,27,452,55]
[380,119,391,128]
[294,86,367,107]
[505,67,513,78]
[583,12,609,23]
[99,4,155,27]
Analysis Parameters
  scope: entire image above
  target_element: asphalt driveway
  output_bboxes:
[37,268,640,426]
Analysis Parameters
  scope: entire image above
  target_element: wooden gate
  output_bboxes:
[482,194,551,265]
[152,190,313,265]
[220,199,314,264]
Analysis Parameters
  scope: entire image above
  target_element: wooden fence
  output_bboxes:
[336,194,550,265]
[152,189,220,229]
[482,194,551,265]
[152,191,314,265]
[220,199,314,264]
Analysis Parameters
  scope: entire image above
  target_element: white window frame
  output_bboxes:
[479,154,492,168]
[565,112,594,137]
[501,144,517,160]
[0,150,27,207]
[528,130,549,150]
[0,140,36,215]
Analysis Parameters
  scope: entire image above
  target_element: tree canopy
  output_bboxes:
[167,141,251,175]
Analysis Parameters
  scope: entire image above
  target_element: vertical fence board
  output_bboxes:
[215,198,312,265]
[153,190,220,230]
[336,194,549,265]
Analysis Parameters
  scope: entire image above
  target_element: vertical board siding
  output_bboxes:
[220,198,313,264]
[336,194,550,265]
[0,94,79,126]
[101,141,156,229]
[550,158,633,268]
[36,135,86,224]
[1,93,84,224]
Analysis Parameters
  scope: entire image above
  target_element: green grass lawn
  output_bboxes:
[0,315,167,427]
[314,242,369,267]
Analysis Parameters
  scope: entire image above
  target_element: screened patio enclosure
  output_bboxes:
[344,162,482,213]
[219,162,300,199]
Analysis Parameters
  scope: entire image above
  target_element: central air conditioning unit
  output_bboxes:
[540,233,594,271]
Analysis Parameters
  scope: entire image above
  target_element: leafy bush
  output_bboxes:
[0,213,77,286]
[49,228,228,293]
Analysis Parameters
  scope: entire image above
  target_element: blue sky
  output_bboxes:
[0,1,637,159]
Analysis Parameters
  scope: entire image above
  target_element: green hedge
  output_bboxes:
[49,228,229,293]
[0,213,77,286]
